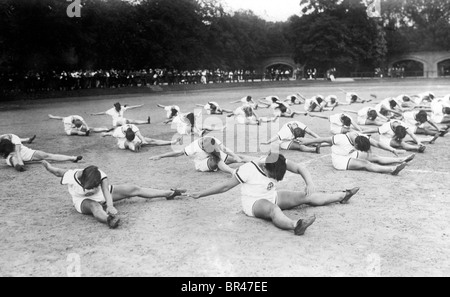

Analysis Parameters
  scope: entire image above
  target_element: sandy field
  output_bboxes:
[0,79,449,277]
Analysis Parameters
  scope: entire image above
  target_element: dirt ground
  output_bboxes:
[1,79,449,277]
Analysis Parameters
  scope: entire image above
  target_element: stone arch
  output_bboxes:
[437,58,450,77]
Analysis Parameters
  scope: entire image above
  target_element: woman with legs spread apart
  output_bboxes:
[91,102,150,127]
[101,124,182,152]
[0,134,82,172]
[187,152,360,236]
[42,161,185,229]
[48,114,113,136]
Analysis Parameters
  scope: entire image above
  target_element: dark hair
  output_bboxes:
[316,96,323,104]
[265,153,287,181]
[389,100,397,109]
[186,113,195,132]
[341,115,352,127]
[403,96,410,102]
[170,108,178,118]
[202,137,221,161]
[79,166,102,190]
[208,102,217,111]
[0,139,15,158]
[351,95,358,102]
[329,96,337,103]
[291,96,296,103]
[293,127,305,139]
[443,107,450,115]
[73,119,83,128]
[367,110,378,120]
[125,128,135,142]
[114,102,121,112]
[355,136,371,152]
[271,97,279,103]
[394,125,407,140]
[276,102,287,113]
[415,110,428,123]
[246,96,252,102]
[243,106,253,117]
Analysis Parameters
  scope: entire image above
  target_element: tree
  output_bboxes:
[290,0,387,74]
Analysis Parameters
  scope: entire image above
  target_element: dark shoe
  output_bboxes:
[418,145,426,153]
[107,215,120,229]
[294,216,316,236]
[14,164,26,172]
[429,133,439,144]
[28,135,36,144]
[404,154,415,163]
[341,187,360,204]
[73,156,83,163]
[439,130,449,137]
[391,162,407,176]
[167,188,187,200]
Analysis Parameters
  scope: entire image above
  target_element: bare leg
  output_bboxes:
[288,142,317,153]
[143,136,181,146]
[252,199,316,235]
[80,200,108,224]
[128,118,151,125]
[276,190,347,209]
[365,153,411,165]
[32,150,81,162]
[112,185,177,201]
[347,158,399,174]
[91,127,114,133]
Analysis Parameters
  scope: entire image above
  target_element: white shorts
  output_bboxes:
[280,140,295,150]
[379,135,393,147]
[330,124,345,135]
[73,185,113,213]
[357,117,367,125]
[236,116,249,125]
[431,115,450,124]
[194,152,229,172]
[6,146,37,166]
[241,192,278,217]
[113,118,128,126]
[332,151,359,171]
[117,139,141,150]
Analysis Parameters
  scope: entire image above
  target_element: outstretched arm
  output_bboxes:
[369,138,404,156]
[126,104,144,110]
[296,136,333,146]
[308,113,328,120]
[48,114,64,120]
[163,118,174,124]
[406,129,422,145]
[285,160,315,196]
[90,111,107,116]
[101,178,117,215]
[305,127,320,139]
[187,176,240,199]
[41,160,67,177]
[149,150,184,160]
[258,100,271,108]
[261,135,279,145]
